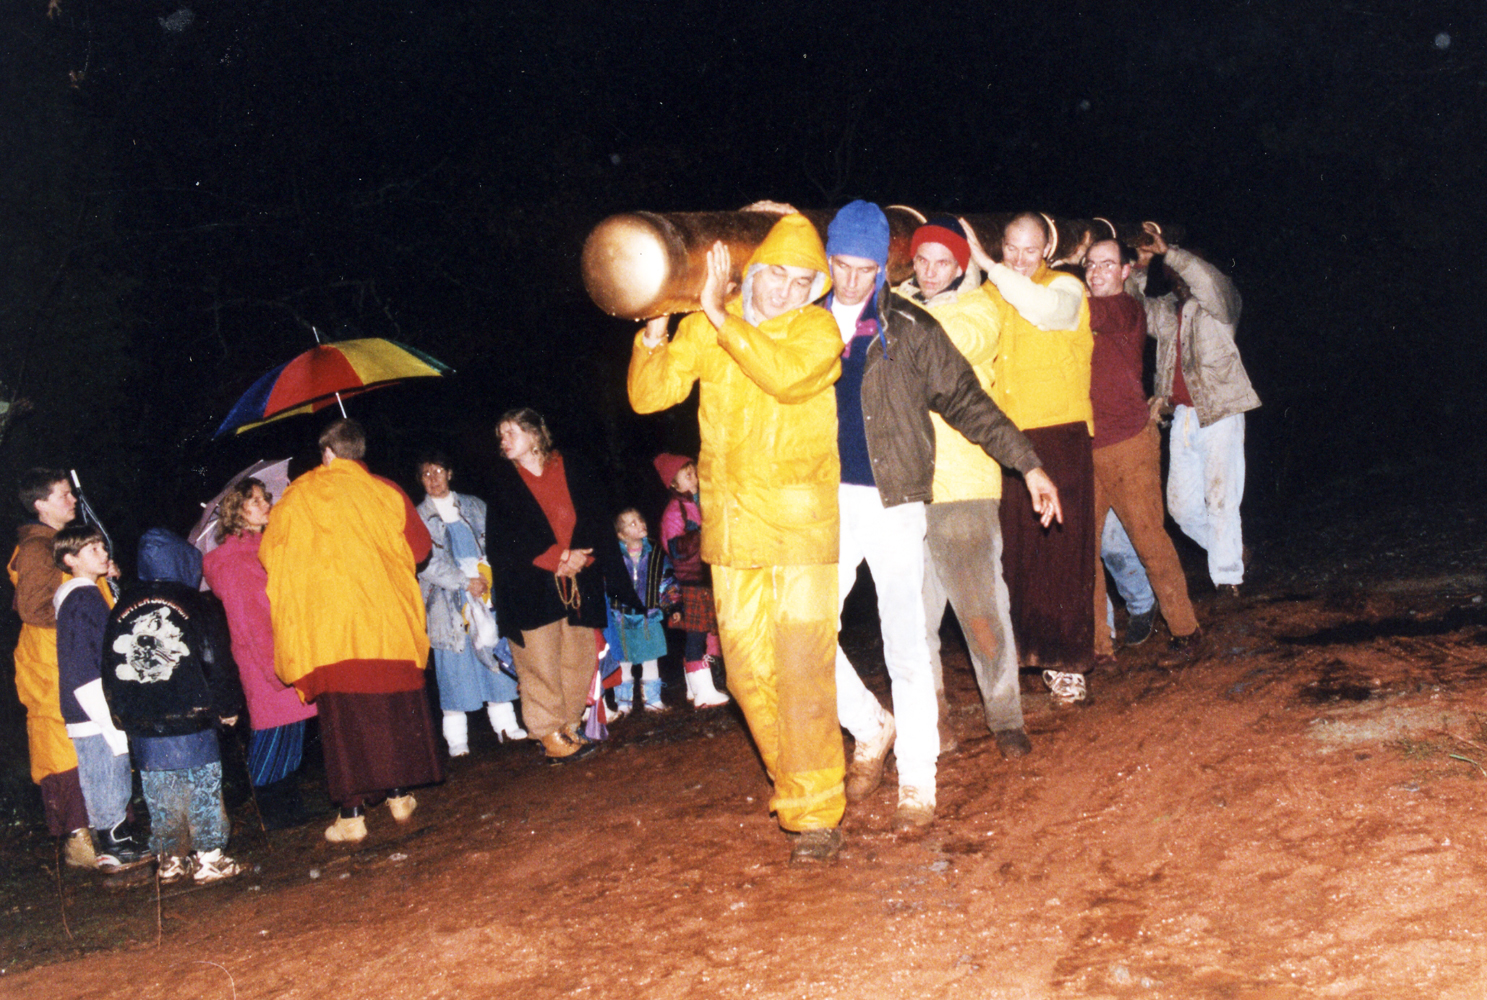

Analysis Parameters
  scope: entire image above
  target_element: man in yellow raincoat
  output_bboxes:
[629,214,846,863]
[260,418,440,844]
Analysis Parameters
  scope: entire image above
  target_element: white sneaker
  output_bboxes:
[1042,670,1087,706]
[157,855,191,884]
[192,848,246,884]
[893,785,936,831]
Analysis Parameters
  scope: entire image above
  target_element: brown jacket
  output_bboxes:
[10,523,61,628]
[852,281,1040,507]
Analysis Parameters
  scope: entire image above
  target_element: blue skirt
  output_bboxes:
[435,639,518,711]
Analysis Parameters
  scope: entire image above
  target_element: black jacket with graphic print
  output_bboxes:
[102,581,244,737]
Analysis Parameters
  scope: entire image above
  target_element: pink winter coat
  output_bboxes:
[202,531,317,730]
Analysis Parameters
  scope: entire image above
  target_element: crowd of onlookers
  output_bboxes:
[8,202,1257,873]
[5,415,735,881]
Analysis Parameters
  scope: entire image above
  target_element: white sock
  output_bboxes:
[487,701,525,735]
[442,711,469,753]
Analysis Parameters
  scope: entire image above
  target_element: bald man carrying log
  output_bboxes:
[971,214,1098,707]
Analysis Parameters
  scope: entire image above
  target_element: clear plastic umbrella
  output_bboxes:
[189,457,293,558]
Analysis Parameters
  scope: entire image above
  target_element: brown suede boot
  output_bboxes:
[64,828,97,870]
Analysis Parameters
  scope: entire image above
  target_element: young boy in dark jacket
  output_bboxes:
[103,529,246,884]
[53,525,151,871]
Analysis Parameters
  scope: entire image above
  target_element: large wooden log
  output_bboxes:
[581,208,1182,320]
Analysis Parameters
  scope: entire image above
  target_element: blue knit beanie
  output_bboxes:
[826,201,890,272]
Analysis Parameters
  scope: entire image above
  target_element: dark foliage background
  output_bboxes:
[0,0,1480,817]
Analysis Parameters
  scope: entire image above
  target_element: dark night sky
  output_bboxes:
[1,0,1482,561]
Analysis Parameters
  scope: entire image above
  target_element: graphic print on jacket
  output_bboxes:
[112,603,192,683]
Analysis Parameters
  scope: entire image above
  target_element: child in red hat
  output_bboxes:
[652,454,728,708]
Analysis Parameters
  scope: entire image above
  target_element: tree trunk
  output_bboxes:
[581,208,1186,320]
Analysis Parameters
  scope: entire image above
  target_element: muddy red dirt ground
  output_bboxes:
[3,483,1487,999]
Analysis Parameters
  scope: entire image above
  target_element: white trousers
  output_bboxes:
[1167,406,1246,586]
[834,483,938,792]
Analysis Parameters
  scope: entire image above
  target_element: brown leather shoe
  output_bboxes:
[541,729,596,763]
[539,730,581,759]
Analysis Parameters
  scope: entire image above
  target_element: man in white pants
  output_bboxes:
[822,201,1059,831]
[1137,224,1260,594]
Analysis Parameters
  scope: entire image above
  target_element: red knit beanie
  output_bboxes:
[911,217,971,272]
[653,453,694,489]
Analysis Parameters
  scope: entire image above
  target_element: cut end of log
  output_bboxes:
[581,213,678,319]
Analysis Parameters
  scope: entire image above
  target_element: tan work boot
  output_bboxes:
[64,827,97,869]
[845,708,896,802]
[325,811,367,843]
[387,793,417,823]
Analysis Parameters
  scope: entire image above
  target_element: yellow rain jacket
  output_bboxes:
[9,524,76,783]
[897,263,1009,503]
[628,214,843,568]
[628,214,846,832]
[989,261,1095,434]
[260,458,431,700]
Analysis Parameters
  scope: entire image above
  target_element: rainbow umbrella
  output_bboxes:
[215,337,451,437]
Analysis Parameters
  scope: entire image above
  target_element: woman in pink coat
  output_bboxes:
[201,478,318,829]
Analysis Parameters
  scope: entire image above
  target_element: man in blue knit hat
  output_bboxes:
[822,200,1062,831]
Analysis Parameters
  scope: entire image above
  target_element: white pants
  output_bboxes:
[1167,406,1246,586]
[834,483,938,792]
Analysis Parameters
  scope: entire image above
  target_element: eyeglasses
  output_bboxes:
[1083,259,1122,273]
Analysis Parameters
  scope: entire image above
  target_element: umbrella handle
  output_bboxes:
[69,470,116,556]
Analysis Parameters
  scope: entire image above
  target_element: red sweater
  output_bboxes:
[1088,293,1152,449]
[518,452,577,573]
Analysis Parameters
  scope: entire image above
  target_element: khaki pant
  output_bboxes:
[925,498,1023,733]
[1093,423,1200,656]
[509,620,596,738]
[713,564,843,832]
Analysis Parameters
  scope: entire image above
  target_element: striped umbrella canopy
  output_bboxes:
[215,338,451,437]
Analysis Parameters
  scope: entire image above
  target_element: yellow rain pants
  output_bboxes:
[712,563,843,832]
